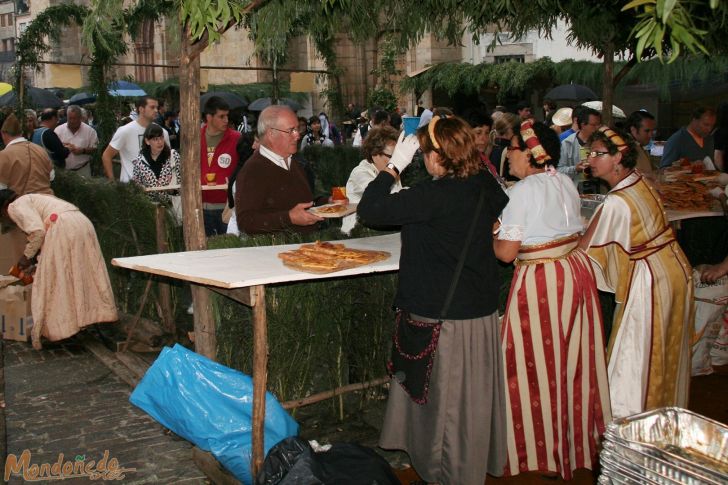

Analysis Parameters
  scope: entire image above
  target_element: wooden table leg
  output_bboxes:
[155,205,175,334]
[251,284,267,479]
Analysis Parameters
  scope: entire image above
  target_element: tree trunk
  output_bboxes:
[601,42,615,128]
[272,56,279,104]
[180,24,216,359]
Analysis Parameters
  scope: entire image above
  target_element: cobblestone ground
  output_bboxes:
[3,337,207,485]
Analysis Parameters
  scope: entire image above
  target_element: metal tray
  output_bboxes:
[580,194,606,221]
[600,457,662,485]
[601,445,693,485]
[580,194,606,209]
[605,407,728,484]
[604,439,716,485]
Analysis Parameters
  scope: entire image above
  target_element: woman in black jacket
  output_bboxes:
[358,115,508,485]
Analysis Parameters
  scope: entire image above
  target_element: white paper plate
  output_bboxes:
[307,203,357,218]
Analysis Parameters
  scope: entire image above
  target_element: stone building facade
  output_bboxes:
[0,0,15,78]
[12,2,593,119]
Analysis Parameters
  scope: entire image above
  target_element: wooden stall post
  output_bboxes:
[155,205,175,334]
[251,284,268,478]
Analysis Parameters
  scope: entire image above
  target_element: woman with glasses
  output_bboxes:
[580,127,693,419]
[131,123,181,204]
[494,120,610,480]
[340,126,402,234]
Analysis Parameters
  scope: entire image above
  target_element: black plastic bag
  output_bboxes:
[257,438,399,485]
[314,443,399,485]
[256,437,317,485]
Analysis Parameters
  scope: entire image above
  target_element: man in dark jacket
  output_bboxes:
[32,109,69,168]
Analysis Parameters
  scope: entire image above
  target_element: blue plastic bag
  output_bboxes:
[129,344,298,484]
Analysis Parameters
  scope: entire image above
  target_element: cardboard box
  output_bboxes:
[0,281,33,342]
[0,226,26,275]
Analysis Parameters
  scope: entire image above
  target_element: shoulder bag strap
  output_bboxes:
[499,146,508,177]
[439,186,486,320]
[19,142,33,195]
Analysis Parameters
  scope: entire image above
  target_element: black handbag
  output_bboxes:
[388,187,486,403]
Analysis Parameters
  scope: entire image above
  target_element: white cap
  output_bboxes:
[551,107,573,126]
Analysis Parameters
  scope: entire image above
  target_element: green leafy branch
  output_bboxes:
[180,0,248,43]
[623,0,718,62]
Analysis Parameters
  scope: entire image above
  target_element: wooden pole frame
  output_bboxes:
[35,59,329,74]
[210,284,267,477]
[251,284,267,476]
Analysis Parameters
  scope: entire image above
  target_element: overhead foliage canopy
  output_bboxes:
[400,54,728,102]
[400,58,556,101]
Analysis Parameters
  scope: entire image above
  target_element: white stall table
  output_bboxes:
[112,233,401,476]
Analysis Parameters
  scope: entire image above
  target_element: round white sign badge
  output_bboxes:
[217,153,232,169]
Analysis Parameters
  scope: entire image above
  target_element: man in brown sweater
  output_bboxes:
[0,114,54,196]
[234,105,327,234]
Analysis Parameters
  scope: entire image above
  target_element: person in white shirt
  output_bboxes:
[102,96,169,182]
[55,105,98,177]
[352,109,390,147]
[341,125,402,234]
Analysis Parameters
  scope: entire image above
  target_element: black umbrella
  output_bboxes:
[247,97,302,112]
[544,83,598,102]
[68,92,96,105]
[0,87,64,109]
[201,91,248,111]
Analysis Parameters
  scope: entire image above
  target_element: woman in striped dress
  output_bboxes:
[494,120,611,480]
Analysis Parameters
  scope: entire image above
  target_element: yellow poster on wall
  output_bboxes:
[49,65,82,89]
[290,72,316,93]
[200,69,209,93]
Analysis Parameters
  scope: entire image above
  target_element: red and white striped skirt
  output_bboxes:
[501,235,611,479]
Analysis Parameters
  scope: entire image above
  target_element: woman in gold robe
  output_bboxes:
[580,127,693,419]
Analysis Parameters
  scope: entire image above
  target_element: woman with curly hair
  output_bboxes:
[340,125,402,234]
[358,115,508,485]
[580,127,693,419]
[494,120,610,480]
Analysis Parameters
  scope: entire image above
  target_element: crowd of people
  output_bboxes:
[2,92,728,484]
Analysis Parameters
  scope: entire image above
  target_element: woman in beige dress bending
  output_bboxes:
[0,189,117,349]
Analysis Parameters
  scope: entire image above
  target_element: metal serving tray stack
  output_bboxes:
[599,407,728,485]
[580,194,606,222]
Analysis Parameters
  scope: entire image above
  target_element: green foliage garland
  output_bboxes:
[400,55,728,103]
[400,58,556,101]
